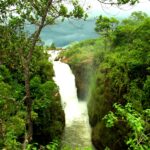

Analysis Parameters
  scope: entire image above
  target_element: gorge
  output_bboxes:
[49,51,93,149]
[1,1,150,149]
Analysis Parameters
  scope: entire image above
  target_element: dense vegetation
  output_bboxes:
[90,12,150,150]
[0,0,88,149]
[61,12,150,150]
[0,0,149,149]
[0,1,88,149]
[0,24,65,149]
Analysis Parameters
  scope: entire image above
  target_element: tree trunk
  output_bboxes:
[20,1,53,147]
[24,62,32,142]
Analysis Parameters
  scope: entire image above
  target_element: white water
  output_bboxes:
[49,50,93,149]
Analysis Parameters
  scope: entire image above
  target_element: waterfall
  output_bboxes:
[49,50,93,149]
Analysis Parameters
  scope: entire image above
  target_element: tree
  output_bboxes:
[89,12,150,150]
[50,42,56,49]
[95,15,119,50]
[0,0,87,147]
[122,11,148,25]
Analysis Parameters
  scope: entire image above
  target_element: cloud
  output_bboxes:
[85,0,150,18]
[26,0,150,47]
[39,19,99,47]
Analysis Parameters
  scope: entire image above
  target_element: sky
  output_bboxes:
[39,19,99,47]
[82,0,150,18]
[27,0,150,47]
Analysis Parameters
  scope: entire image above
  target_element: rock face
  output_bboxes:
[68,59,93,100]
[70,64,88,99]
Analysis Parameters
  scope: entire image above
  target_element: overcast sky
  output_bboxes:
[81,0,150,18]
[36,0,150,47]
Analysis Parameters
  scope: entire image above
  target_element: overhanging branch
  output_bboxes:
[27,0,53,63]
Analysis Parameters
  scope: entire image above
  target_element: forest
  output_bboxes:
[0,0,150,150]
[60,11,150,150]
[90,11,150,150]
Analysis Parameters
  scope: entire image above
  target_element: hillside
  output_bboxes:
[60,12,150,150]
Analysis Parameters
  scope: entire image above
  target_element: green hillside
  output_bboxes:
[61,11,150,150]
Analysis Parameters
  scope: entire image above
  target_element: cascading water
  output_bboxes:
[49,50,93,149]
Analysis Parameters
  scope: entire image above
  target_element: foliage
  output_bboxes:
[46,140,59,150]
[0,0,87,26]
[0,60,26,149]
[0,0,88,148]
[60,38,103,65]
[95,16,119,34]
[0,25,64,149]
[95,15,119,50]
[104,103,150,149]
[50,42,56,50]
[0,0,148,149]
[88,12,150,150]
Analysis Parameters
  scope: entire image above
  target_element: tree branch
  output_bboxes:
[43,15,60,27]
[27,0,53,63]
[97,0,118,5]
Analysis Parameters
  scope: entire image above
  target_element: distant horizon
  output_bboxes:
[25,0,150,47]
[39,19,99,47]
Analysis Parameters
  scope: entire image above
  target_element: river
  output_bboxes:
[49,50,93,149]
